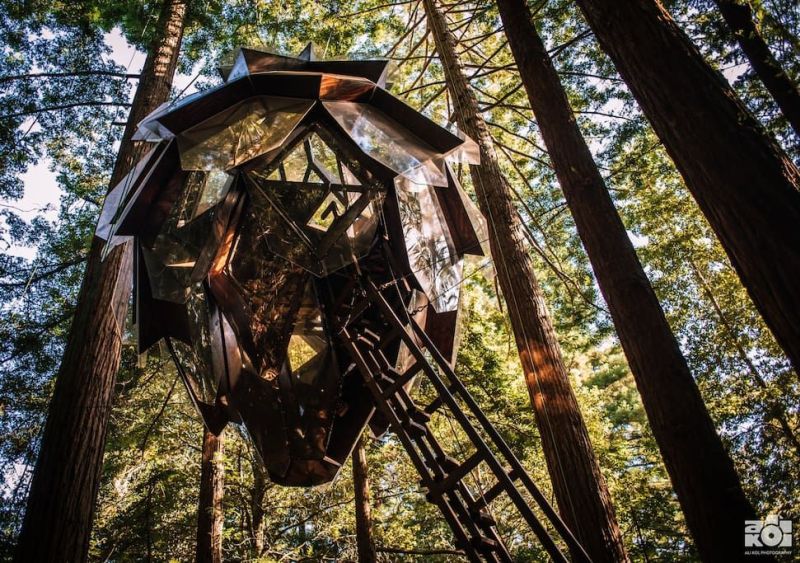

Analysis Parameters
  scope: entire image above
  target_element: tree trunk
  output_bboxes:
[714,0,800,138]
[196,428,224,563]
[250,453,268,557]
[421,1,627,561]
[352,435,377,563]
[495,0,757,560]
[574,0,800,377]
[14,1,188,561]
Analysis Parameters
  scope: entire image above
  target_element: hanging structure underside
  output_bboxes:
[96,44,590,561]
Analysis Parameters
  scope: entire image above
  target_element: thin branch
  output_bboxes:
[548,29,592,59]
[0,101,132,120]
[338,0,414,18]
[138,374,180,454]
[0,71,140,84]
[0,255,88,290]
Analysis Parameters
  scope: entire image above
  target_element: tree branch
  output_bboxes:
[0,71,140,84]
[0,101,132,120]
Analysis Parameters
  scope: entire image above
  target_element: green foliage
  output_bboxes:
[1,0,798,560]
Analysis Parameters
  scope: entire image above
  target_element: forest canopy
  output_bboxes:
[0,0,798,561]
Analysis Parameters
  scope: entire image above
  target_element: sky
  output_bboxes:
[5,28,198,259]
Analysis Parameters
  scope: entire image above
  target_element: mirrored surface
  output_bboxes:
[178,96,315,171]
[322,101,449,186]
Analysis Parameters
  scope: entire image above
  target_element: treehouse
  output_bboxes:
[96,46,587,561]
[97,44,485,486]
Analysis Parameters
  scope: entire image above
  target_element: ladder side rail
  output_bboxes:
[358,338,510,562]
[339,326,483,563]
[379,382,512,562]
[363,281,574,563]
[405,298,592,563]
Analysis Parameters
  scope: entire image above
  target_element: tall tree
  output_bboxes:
[573,0,800,375]
[713,0,800,137]
[352,435,377,563]
[14,1,188,560]
[421,0,627,560]
[196,428,224,563]
[495,0,758,559]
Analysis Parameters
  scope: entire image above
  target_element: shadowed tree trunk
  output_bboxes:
[352,435,377,563]
[422,0,627,560]
[14,1,188,561]
[496,0,757,559]
[714,0,800,137]
[250,452,268,557]
[196,428,224,563]
[574,0,800,379]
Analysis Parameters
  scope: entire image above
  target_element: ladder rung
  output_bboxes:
[402,418,428,438]
[470,467,520,510]
[471,508,497,528]
[381,361,422,398]
[346,298,370,324]
[437,454,460,473]
[407,404,431,425]
[423,382,459,416]
[376,366,402,385]
[378,326,402,350]
[357,327,381,349]
[472,535,501,553]
[427,451,483,499]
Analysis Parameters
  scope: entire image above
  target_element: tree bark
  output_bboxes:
[352,435,377,563]
[14,1,188,561]
[196,428,224,563]
[574,0,800,377]
[496,0,757,560]
[250,454,268,557]
[714,0,800,138]
[421,1,627,561]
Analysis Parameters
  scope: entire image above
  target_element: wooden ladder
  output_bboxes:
[334,277,592,563]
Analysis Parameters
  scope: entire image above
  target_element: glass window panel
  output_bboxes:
[168,285,217,405]
[308,133,340,182]
[322,100,448,186]
[395,178,462,312]
[444,130,481,165]
[227,50,250,81]
[178,96,315,171]
[195,170,234,218]
[307,192,345,231]
[241,125,384,276]
[234,182,323,277]
[280,142,311,182]
[141,246,190,303]
[147,172,233,300]
[447,163,489,256]
[341,164,360,186]
[287,334,319,371]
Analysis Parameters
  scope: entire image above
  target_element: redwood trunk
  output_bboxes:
[714,0,800,138]
[574,0,800,376]
[249,457,267,557]
[422,1,627,560]
[352,435,377,563]
[14,1,187,561]
[196,428,224,563]
[496,0,757,559]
